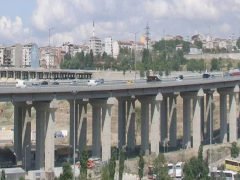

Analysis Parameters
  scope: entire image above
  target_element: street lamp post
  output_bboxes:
[72,91,78,180]
[25,145,29,172]
[131,31,140,82]
[45,27,55,84]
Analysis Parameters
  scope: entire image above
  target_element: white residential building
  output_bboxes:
[22,43,39,68]
[0,46,5,65]
[89,36,102,55]
[104,37,113,56]
[11,44,23,67]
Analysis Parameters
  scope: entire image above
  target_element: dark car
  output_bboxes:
[41,81,48,85]
[147,75,162,82]
[203,73,215,78]
[32,82,39,86]
[52,82,59,85]
[202,73,211,78]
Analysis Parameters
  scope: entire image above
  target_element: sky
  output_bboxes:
[0,0,240,47]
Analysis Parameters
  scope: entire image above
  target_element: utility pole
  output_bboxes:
[45,26,55,84]
[131,31,140,81]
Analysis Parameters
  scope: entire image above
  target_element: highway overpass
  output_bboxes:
[6,75,240,172]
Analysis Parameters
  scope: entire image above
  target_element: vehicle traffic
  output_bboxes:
[87,80,98,86]
[168,163,175,177]
[0,146,17,168]
[175,162,184,178]
[210,170,238,180]
[41,81,48,85]
[225,159,240,172]
[175,75,183,81]
[202,70,215,79]
[51,81,59,85]
[16,80,26,88]
[70,80,78,85]
[126,80,134,85]
[147,75,161,82]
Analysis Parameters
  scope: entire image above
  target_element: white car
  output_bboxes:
[87,80,98,86]
[16,80,26,88]
[168,163,175,178]
[175,77,183,81]
[175,162,184,178]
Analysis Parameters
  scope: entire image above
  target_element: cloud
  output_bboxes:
[144,0,170,18]
[220,23,231,33]
[0,16,22,39]
[31,0,77,30]
[1,0,240,47]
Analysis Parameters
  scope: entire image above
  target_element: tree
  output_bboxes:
[1,170,5,180]
[194,40,203,49]
[153,153,171,180]
[227,62,233,70]
[89,50,94,69]
[237,37,240,49]
[231,142,239,158]
[101,164,109,180]
[138,150,144,180]
[59,162,73,180]
[109,149,117,180]
[182,162,194,180]
[19,177,25,180]
[79,147,88,179]
[119,148,125,180]
[198,144,203,162]
[211,58,219,71]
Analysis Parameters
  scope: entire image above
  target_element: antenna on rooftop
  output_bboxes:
[145,22,150,49]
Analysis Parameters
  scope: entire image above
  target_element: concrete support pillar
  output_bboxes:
[182,98,191,149]
[169,94,178,147]
[141,102,149,154]
[35,107,46,170]
[90,98,114,161]
[126,98,136,151]
[69,100,78,150]
[102,98,114,162]
[118,99,126,148]
[181,89,204,149]
[218,86,239,143]
[150,93,162,155]
[45,101,58,171]
[206,91,214,143]
[22,107,31,171]
[201,96,204,141]
[92,106,101,158]
[77,100,88,156]
[192,97,202,149]
[229,92,237,142]
[220,93,228,143]
[161,96,168,144]
[14,106,23,161]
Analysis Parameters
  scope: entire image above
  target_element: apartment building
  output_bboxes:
[104,37,113,56]
[11,44,23,67]
[62,42,74,57]
[89,36,102,55]
[0,46,11,66]
[39,47,61,68]
[22,43,39,68]
[0,46,4,65]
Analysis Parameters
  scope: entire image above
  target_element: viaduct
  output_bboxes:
[2,76,240,171]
